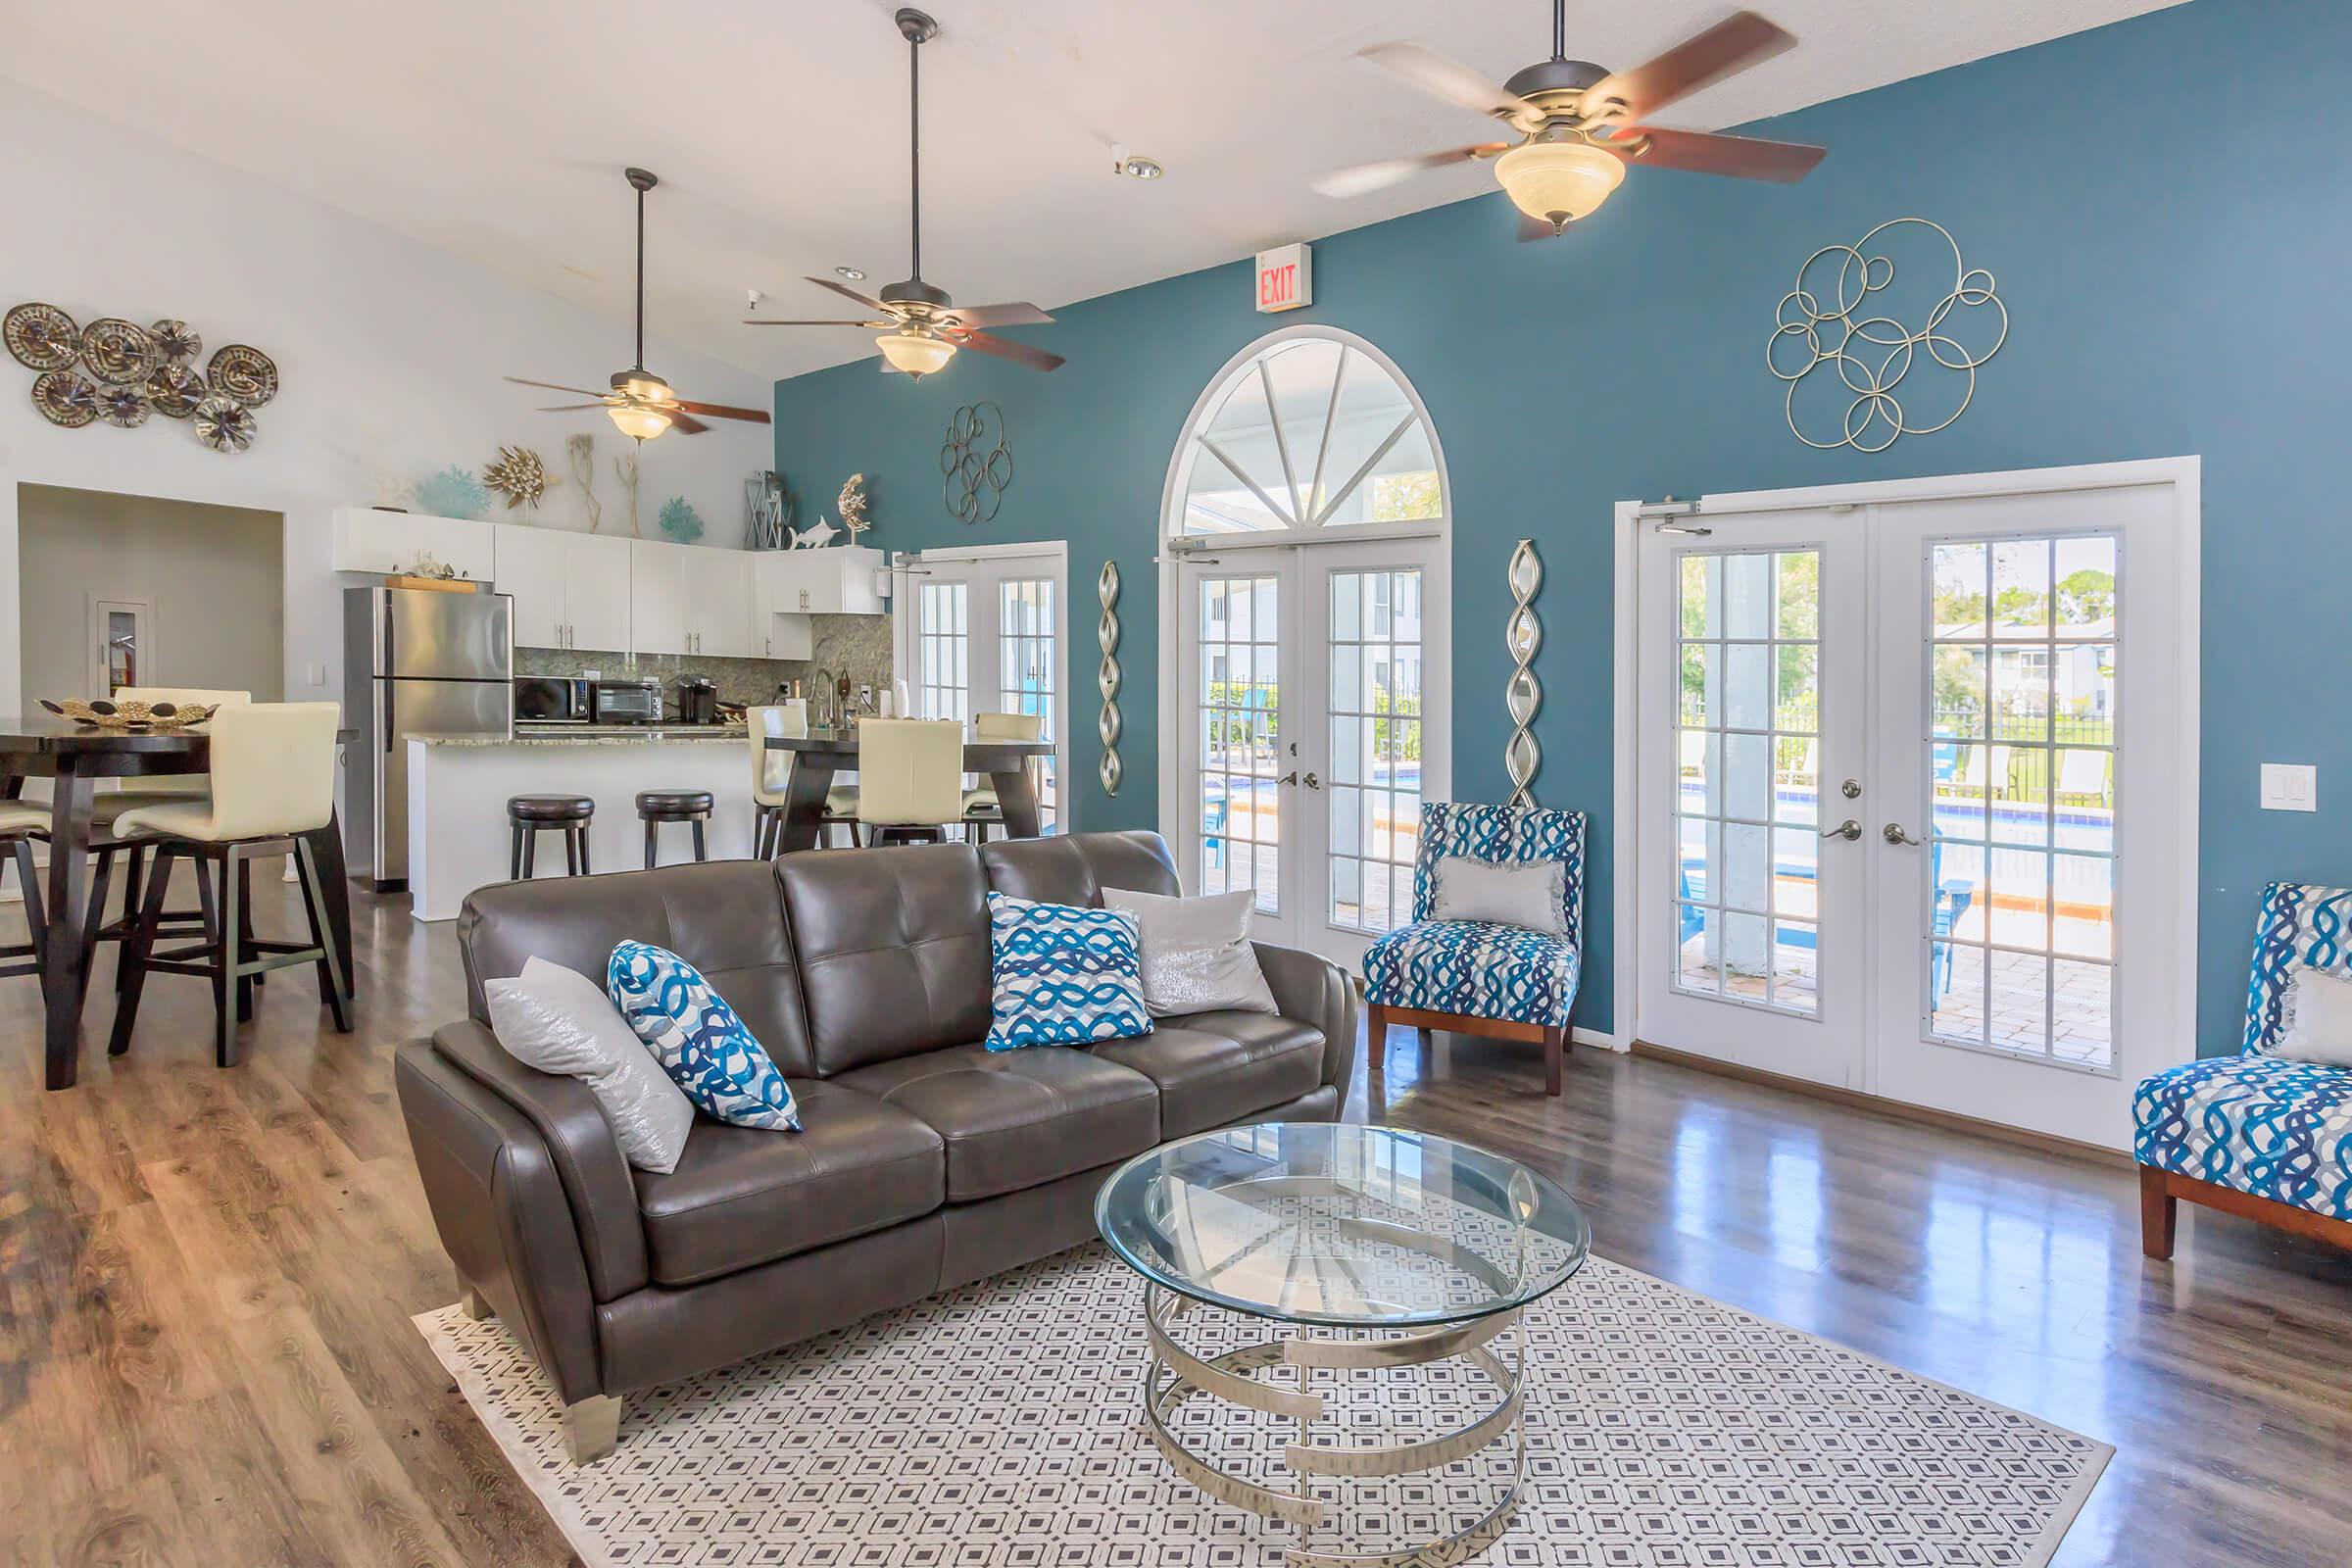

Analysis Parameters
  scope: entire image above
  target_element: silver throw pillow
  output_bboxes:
[485,956,697,1173]
[1102,885,1279,1017]
[1430,855,1567,937]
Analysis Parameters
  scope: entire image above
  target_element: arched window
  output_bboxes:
[1170,329,1446,535]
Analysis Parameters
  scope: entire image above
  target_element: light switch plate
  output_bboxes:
[2261,762,2318,812]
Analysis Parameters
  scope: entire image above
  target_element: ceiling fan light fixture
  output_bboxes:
[608,403,673,441]
[1494,137,1625,226]
[877,327,956,378]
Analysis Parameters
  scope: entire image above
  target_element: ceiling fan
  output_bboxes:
[506,168,772,441]
[742,8,1063,379]
[1313,2,1826,237]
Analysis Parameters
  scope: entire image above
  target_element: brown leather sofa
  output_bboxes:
[395,830,1355,1461]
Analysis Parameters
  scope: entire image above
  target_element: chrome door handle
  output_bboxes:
[1821,818,1861,841]
[1303,771,1320,790]
[1884,822,1924,846]
[1279,770,1298,785]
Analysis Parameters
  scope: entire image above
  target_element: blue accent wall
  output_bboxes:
[775,0,2349,1052]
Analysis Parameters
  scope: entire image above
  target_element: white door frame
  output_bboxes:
[892,539,1071,830]
[1612,456,2203,1084]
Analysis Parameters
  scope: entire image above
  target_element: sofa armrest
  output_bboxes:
[1252,942,1359,1094]
[395,1039,612,1404]
[424,1020,650,1300]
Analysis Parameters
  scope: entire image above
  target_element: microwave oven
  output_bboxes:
[590,678,663,725]
[514,675,590,723]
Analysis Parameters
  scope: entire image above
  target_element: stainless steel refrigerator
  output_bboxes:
[344,584,514,891]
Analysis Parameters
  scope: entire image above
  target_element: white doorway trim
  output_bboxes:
[1611,455,2202,1074]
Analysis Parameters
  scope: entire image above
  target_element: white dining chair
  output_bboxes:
[962,710,1043,843]
[86,688,255,986]
[856,719,967,846]
[108,702,352,1066]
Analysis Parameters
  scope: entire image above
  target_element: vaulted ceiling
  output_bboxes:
[6,0,2183,377]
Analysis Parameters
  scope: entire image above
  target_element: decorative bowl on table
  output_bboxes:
[38,698,220,729]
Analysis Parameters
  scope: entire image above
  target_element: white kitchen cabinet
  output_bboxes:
[756,546,886,618]
[630,539,690,656]
[681,546,759,659]
[332,508,496,581]
[494,525,633,651]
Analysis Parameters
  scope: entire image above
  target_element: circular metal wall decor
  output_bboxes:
[941,399,1012,524]
[148,318,203,366]
[145,364,205,418]
[32,369,99,427]
[80,317,158,385]
[207,343,278,406]
[5,303,81,370]
[1097,561,1123,797]
[96,383,151,428]
[1504,538,1543,808]
[1767,218,2007,454]
[193,394,256,453]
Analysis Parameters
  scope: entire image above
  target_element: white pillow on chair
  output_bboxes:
[2277,966,2352,1068]
[1430,856,1567,937]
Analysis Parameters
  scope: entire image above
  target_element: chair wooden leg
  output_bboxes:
[1365,1004,1388,1084]
[110,845,174,1057]
[235,856,257,1023]
[2140,1165,2178,1260]
[195,858,220,947]
[113,845,146,994]
[690,816,707,862]
[215,850,242,1067]
[295,838,353,1033]
[13,838,47,954]
[1543,1025,1565,1098]
[562,1395,623,1466]
[76,847,114,1004]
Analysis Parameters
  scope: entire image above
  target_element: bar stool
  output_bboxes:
[0,801,49,980]
[638,789,713,867]
[857,719,966,847]
[962,710,1044,843]
[109,703,353,1067]
[508,795,595,878]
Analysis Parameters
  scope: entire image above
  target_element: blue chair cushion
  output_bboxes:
[1363,919,1581,1029]
[608,940,802,1132]
[985,891,1152,1051]
[2241,882,2352,1055]
[2133,1054,2352,1221]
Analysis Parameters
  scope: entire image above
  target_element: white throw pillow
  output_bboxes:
[485,956,696,1173]
[1102,885,1279,1018]
[2277,966,2352,1068]
[1431,856,1567,937]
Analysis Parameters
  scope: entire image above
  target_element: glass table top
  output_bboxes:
[1095,1123,1591,1328]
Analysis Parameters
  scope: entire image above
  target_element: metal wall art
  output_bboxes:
[744,470,795,549]
[1097,561,1123,797]
[837,473,873,543]
[1767,218,2006,454]
[941,400,1012,524]
[1505,539,1543,808]
[482,445,553,510]
[5,302,277,453]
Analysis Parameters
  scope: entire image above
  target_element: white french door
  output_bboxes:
[1171,535,1449,968]
[897,543,1069,833]
[1633,466,2195,1150]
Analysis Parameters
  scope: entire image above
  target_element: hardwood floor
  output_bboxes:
[4,873,2349,1566]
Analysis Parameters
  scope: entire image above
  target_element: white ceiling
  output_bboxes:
[9,0,2180,379]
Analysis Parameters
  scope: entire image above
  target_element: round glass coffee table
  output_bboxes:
[1096,1123,1590,1568]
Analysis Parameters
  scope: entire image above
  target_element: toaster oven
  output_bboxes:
[589,678,663,725]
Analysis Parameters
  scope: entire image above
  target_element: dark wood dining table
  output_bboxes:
[764,728,1054,851]
[0,714,356,1091]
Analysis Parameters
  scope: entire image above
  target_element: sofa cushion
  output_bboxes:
[1094,1010,1326,1138]
[834,1044,1159,1200]
[776,843,995,1075]
[2242,881,2352,1054]
[985,892,1152,1051]
[2135,1055,2352,1222]
[610,941,803,1132]
[633,1081,946,1286]
[981,830,1181,906]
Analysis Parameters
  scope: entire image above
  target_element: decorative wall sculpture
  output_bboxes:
[837,473,872,542]
[568,434,604,532]
[1767,218,2006,453]
[1505,539,1543,808]
[658,497,705,543]
[1097,561,1123,797]
[6,303,278,453]
[744,470,794,549]
[482,445,553,510]
[941,400,1011,524]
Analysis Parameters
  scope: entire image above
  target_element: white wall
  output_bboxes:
[0,79,772,714]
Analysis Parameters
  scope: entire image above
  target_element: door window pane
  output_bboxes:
[1325,566,1423,934]
[997,578,1057,833]
[1199,575,1281,914]
[917,582,969,723]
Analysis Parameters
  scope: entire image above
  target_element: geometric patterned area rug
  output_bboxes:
[417,1245,2109,1567]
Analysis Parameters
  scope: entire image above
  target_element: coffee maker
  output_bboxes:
[676,674,718,725]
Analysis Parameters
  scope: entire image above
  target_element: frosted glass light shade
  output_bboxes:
[877,330,956,378]
[608,403,672,441]
[1494,140,1626,225]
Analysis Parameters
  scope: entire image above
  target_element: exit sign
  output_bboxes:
[1255,242,1312,313]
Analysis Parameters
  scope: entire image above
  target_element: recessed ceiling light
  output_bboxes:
[835,266,866,280]
[1122,156,1164,180]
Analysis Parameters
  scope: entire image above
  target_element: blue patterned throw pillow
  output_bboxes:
[607,941,802,1131]
[986,892,1152,1051]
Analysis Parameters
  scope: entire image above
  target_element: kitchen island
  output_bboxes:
[405,724,755,921]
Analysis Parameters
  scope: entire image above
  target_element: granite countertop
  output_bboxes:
[412,724,750,748]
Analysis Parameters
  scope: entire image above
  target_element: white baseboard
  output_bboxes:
[1573,1025,1627,1054]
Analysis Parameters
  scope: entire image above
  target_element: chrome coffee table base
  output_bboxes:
[1141,1284,1526,1568]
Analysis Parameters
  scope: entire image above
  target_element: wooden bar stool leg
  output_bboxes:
[521,827,537,879]
[643,818,659,870]
[564,827,580,876]
[294,837,353,1034]
[690,816,707,862]
[510,821,524,881]
[577,824,591,875]
[235,856,257,1022]
[114,844,146,994]
[109,844,173,1058]
[215,849,242,1067]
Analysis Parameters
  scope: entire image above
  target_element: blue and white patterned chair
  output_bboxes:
[2133,882,2352,1257]
[1362,802,1585,1097]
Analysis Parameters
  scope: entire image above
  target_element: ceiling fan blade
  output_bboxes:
[1358,41,1539,128]
[805,274,891,313]
[666,411,710,435]
[1313,144,1509,200]
[1585,10,1795,124]
[741,318,892,327]
[506,374,613,399]
[1613,125,1825,182]
[672,398,772,424]
[944,302,1054,329]
[945,328,1066,373]
[536,403,613,412]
